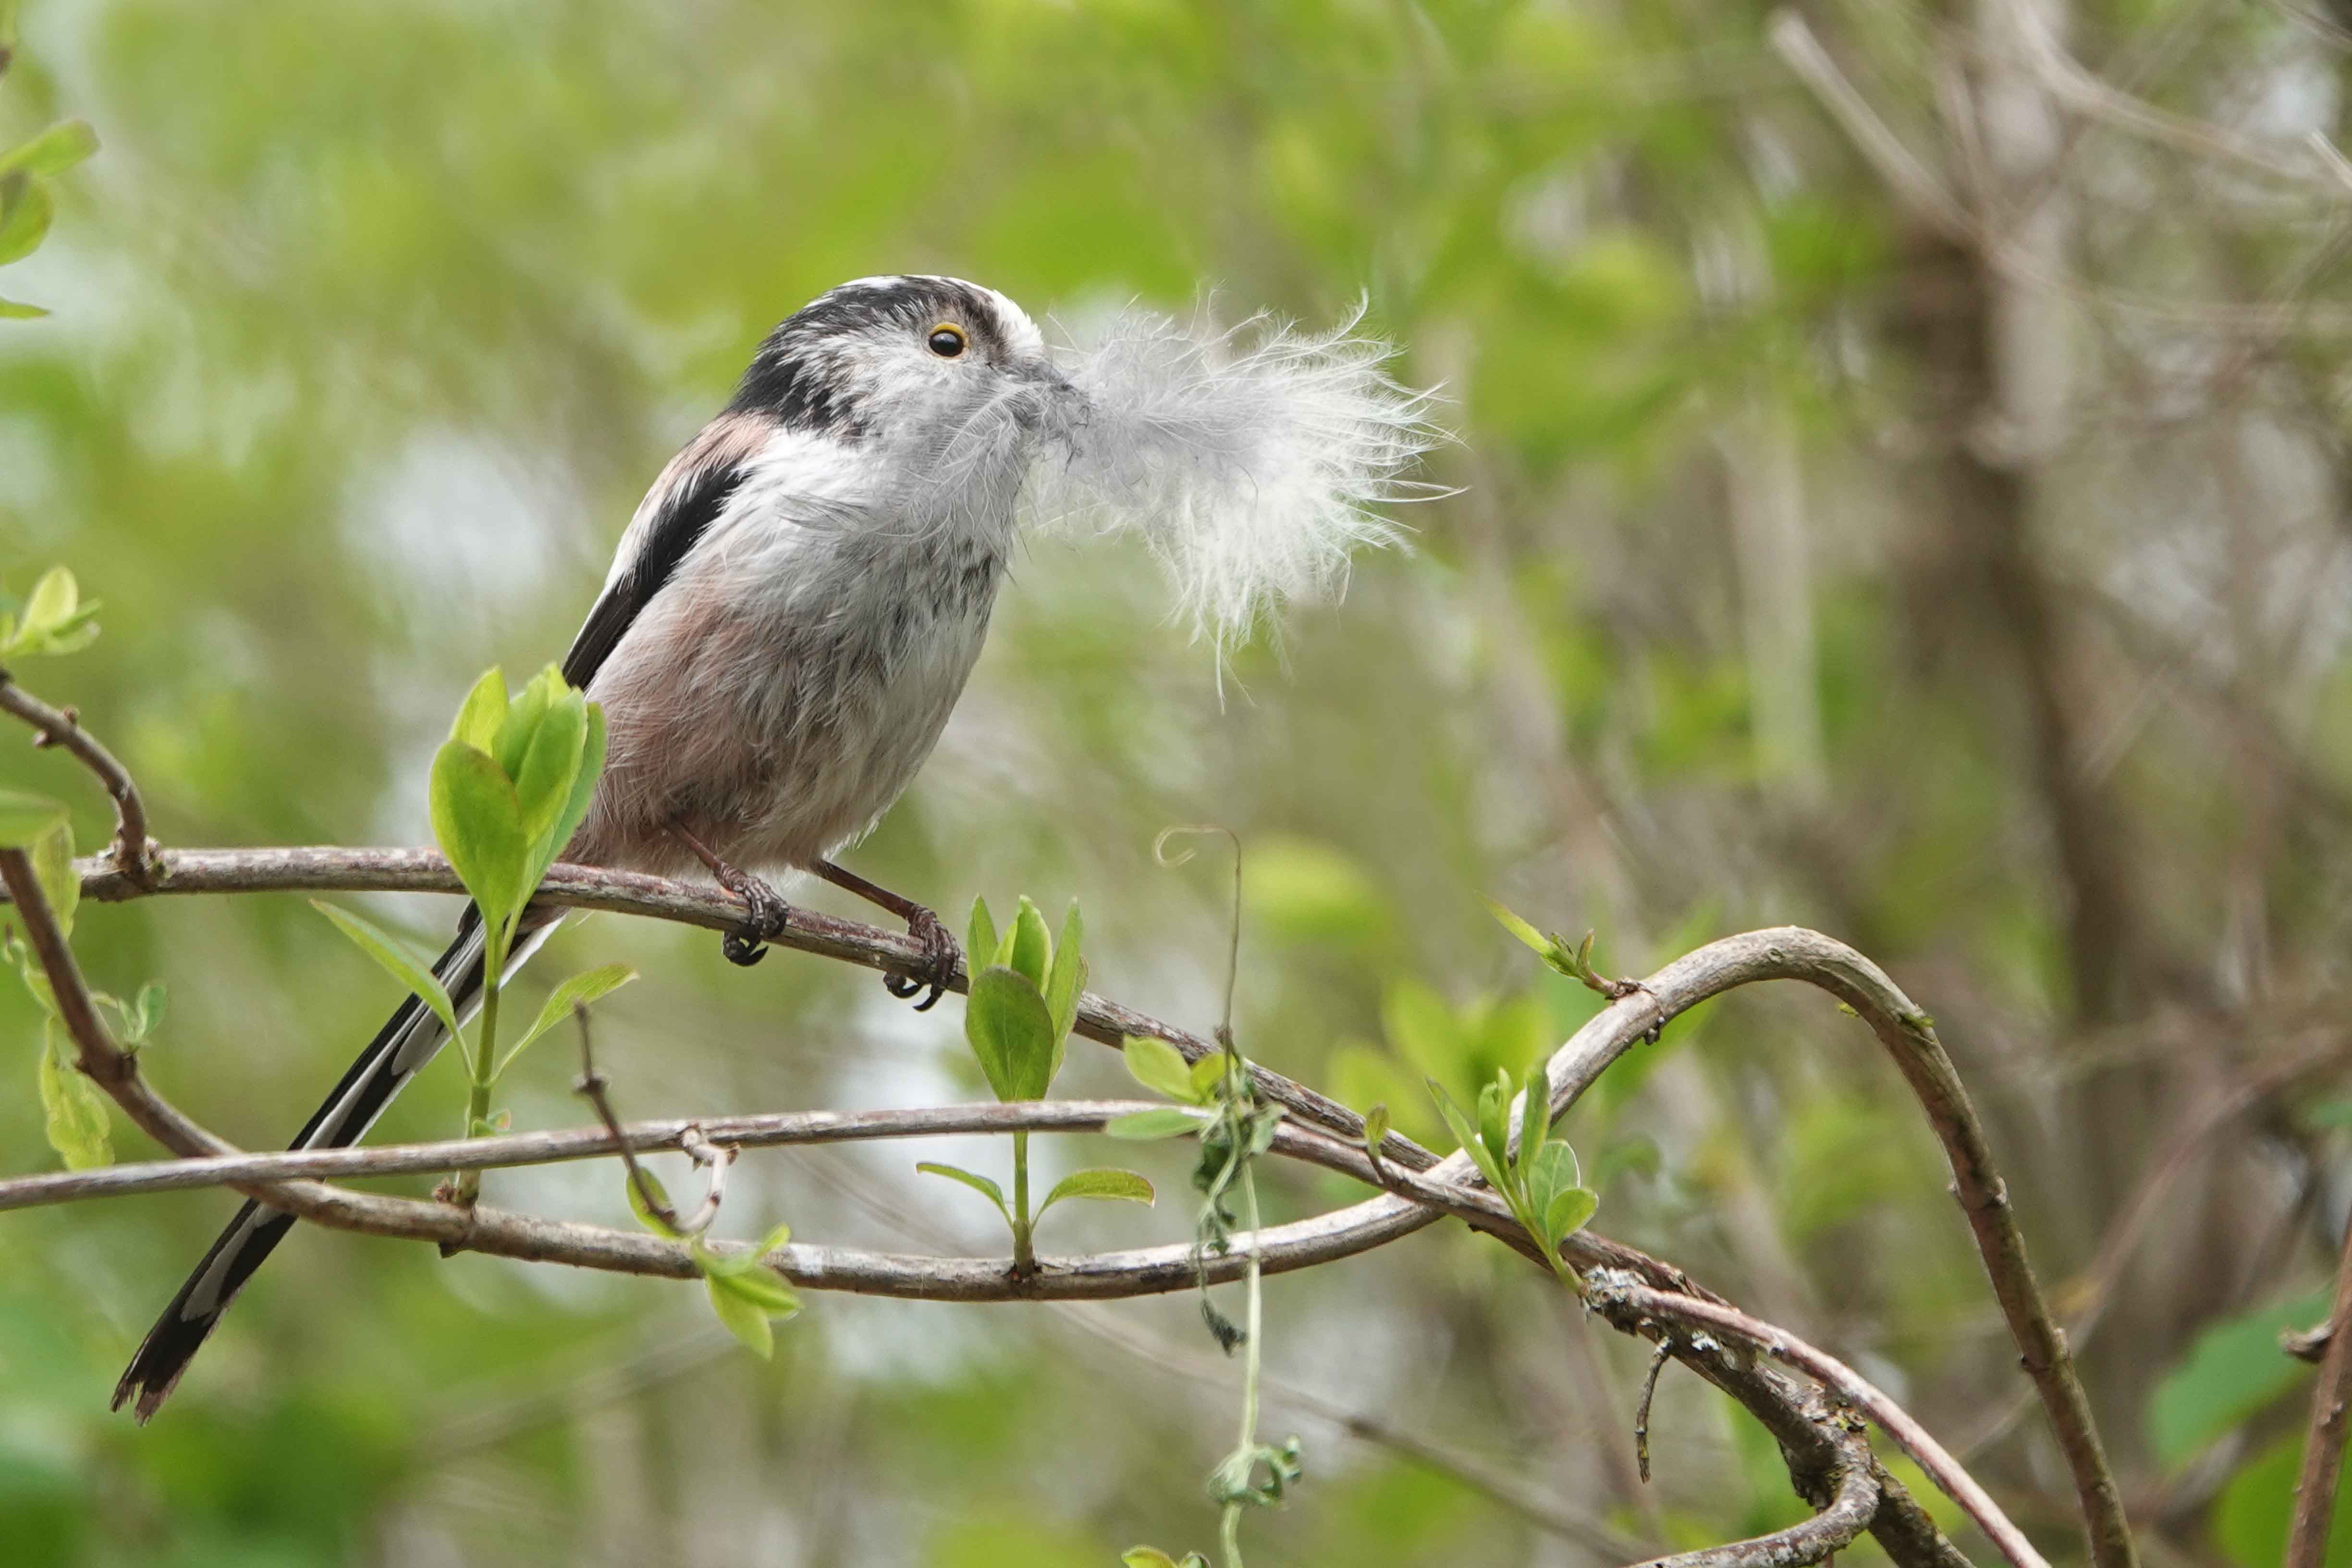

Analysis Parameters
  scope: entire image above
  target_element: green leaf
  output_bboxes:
[495,962,637,1077]
[1543,1185,1598,1243]
[1188,1052,1229,1103]
[693,1244,747,1276]
[689,1222,795,1280]
[308,900,459,1038]
[1477,1072,1511,1175]
[1362,1102,1389,1158]
[625,1169,677,1236]
[512,687,588,851]
[21,564,74,633]
[705,1273,776,1358]
[2301,1097,2352,1131]
[1244,1104,1283,1158]
[5,927,55,1014]
[492,665,560,781]
[29,820,75,938]
[0,121,97,179]
[40,612,98,654]
[2213,1429,2352,1568]
[916,1161,1013,1225]
[0,789,65,849]
[449,666,508,752]
[1485,897,1554,956]
[1044,898,1085,1047]
[0,568,98,656]
[122,979,165,1043]
[1008,895,1052,990]
[543,698,604,872]
[429,739,531,931]
[1105,1108,1206,1140]
[2150,1289,2326,1467]
[1038,1167,1154,1215]
[965,966,1057,1102]
[966,896,998,971]
[37,1022,110,1169]
[1123,1034,1203,1103]
[708,1262,802,1316]
[0,171,52,266]
[1518,1059,1551,1169]
[1430,1077,1508,1191]
[0,296,46,318]
[1524,1138,1581,1222]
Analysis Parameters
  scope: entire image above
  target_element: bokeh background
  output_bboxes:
[4,0,2352,1563]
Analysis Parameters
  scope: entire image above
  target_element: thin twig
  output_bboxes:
[1767,11,1973,237]
[2286,1323,2336,1366]
[1154,824,1243,1040]
[1635,1336,1674,1485]
[570,1004,730,1240]
[2286,1210,2352,1568]
[2001,0,2340,194]
[1589,1272,2050,1568]
[0,849,230,1160]
[0,1101,1218,1210]
[1629,1426,1878,1568]
[1960,1036,2343,1457]
[0,672,156,882]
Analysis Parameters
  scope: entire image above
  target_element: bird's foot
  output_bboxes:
[882,904,960,1011]
[671,822,795,966]
[712,863,793,968]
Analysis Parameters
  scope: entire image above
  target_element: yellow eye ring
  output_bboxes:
[926,323,967,358]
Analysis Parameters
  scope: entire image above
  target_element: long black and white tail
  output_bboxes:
[113,907,550,1421]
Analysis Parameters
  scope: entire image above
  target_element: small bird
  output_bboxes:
[114,274,1436,1418]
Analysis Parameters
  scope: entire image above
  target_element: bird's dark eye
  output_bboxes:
[927,324,967,358]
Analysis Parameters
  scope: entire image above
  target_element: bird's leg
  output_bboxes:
[811,859,961,1011]
[671,823,792,967]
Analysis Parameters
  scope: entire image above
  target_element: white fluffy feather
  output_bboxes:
[1027,303,1445,643]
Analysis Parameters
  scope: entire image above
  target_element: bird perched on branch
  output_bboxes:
[115,274,1438,1419]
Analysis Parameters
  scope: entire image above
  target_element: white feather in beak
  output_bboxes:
[1024,301,1447,647]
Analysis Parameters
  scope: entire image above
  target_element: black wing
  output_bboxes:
[561,454,751,690]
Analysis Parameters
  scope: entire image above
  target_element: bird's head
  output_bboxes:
[728,275,1071,466]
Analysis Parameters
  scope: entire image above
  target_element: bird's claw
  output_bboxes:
[883,906,960,1011]
[716,871,793,968]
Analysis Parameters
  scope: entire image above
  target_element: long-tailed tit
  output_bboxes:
[113,275,1438,1418]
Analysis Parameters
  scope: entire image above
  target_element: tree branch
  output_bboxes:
[1631,1419,1877,1568]
[0,1100,1258,1210]
[31,844,1413,1170]
[0,671,156,882]
[1531,927,2126,1568]
[2286,1206,2352,1568]
[1588,1272,2049,1568]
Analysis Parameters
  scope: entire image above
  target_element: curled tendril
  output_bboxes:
[1153,824,1242,1041]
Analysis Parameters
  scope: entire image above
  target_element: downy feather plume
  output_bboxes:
[1026,302,1446,645]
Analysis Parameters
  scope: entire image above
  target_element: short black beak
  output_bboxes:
[1016,356,1079,400]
